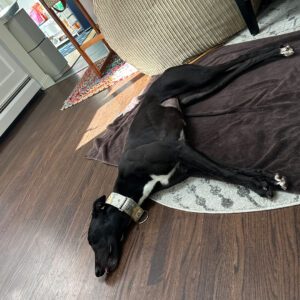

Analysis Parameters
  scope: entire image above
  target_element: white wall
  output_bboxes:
[81,0,97,23]
[17,0,97,23]
[17,0,34,12]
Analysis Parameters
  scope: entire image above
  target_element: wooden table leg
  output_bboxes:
[73,0,116,54]
[235,0,260,35]
[39,0,102,77]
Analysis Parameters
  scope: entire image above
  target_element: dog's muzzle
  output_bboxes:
[106,193,147,223]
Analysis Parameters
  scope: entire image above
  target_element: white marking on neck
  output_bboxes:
[179,129,185,141]
[138,163,179,205]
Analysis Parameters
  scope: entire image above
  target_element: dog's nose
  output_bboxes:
[95,265,105,277]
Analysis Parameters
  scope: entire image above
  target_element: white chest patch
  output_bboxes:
[138,163,179,205]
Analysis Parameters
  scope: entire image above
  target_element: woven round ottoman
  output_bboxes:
[93,0,261,75]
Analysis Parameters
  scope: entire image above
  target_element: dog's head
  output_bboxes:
[87,196,131,277]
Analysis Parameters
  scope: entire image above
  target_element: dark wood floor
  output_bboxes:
[1,72,300,300]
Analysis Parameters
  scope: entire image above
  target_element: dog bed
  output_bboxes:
[87,30,300,207]
[93,0,261,75]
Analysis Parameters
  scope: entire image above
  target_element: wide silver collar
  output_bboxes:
[106,192,146,223]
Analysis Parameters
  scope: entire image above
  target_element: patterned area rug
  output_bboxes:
[61,55,137,110]
[152,178,300,214]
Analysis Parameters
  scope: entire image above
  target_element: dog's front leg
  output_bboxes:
[178,143,287,198]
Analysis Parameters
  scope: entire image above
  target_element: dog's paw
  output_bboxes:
[249,179,274,199]
[274,173,287,190]
[247,170,288,192]
[250,173,288,199]
[259,181,274,199]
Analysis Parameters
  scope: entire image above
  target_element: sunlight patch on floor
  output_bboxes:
[75,92,130,150]
[76,75,149,150]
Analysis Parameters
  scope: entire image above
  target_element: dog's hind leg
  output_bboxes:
[234,168,287,191]
[146,45,294,103]
[178,143,287,198]
[179,45,294,106]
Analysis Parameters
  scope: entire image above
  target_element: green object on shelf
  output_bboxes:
[53,1,64,12]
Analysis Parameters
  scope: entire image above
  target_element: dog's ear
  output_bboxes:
[92,195,107,216]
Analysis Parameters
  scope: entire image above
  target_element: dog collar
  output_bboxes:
[106,193,145,223]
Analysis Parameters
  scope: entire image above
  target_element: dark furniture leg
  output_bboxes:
[235,0,260,35]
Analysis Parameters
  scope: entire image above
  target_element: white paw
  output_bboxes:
[274,173,287,190]
[280,45,294,57]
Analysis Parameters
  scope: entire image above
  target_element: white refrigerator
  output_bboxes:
[6,9,68,81]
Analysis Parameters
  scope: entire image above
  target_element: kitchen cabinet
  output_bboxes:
[0,41,40,136]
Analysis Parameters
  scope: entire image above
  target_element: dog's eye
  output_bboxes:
[95,203,103,210]
[94,202,107,213]
[93,196,107,212]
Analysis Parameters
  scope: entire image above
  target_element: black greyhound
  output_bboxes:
[88,45,293,277]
